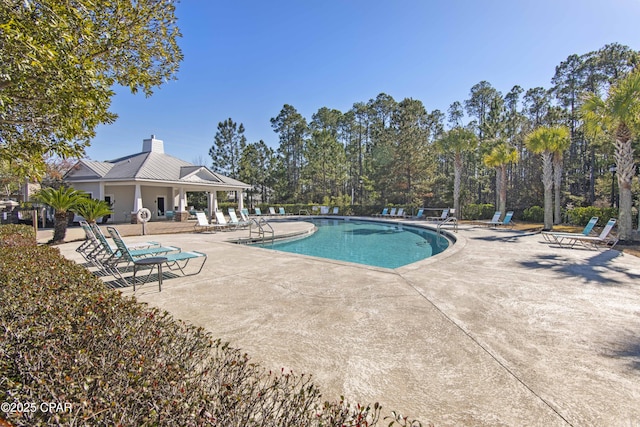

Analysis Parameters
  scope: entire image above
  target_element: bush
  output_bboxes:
[461,203,495,220]
[522,206,544,223]
[0,229,424,426]
[566,206,618,227]
[0,224,35,247]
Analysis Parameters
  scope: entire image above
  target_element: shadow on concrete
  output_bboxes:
[470,230,539,243]
[519,250,640,285]
[609,339,640,370]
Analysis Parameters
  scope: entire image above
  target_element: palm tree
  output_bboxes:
[525,126,570,230]
[483,142,519,218]
[436,127,478,218]
[582,69,640,241]
[74,199,113,224]
[34,186,87,244]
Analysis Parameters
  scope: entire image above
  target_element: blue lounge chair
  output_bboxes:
[107,226,207,288]
[375,208,389,217]
[412,209,424,219]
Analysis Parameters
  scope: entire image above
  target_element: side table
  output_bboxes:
[132,256,168,292]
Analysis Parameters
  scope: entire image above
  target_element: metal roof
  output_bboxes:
[66,151,250,189]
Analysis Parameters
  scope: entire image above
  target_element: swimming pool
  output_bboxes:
[255,219,450,269]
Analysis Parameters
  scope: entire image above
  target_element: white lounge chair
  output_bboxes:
[475,211,501,226]
[542,217,599,244]
[555,218,619,250]
[194,212,216,233]
[229,208,250,229]
[427,208,449,222]
[214,211,232,231]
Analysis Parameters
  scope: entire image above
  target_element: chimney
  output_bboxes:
[142,135,164,153]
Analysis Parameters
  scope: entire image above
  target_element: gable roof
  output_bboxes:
[65,148,249,189]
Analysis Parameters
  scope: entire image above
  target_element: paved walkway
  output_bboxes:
[53,218,640,426]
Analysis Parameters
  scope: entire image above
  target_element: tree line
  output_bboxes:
[209,44,639,220]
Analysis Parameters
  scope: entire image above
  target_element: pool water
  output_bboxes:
[256,219,450,269]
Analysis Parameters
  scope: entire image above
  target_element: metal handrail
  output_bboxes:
[437,216,458,234]
[249,218,274,243]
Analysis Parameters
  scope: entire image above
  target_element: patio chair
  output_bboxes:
[411,208,425,219]
[475,211,501,226]
[427,208,450,222]
[106,226,207,288]
[541,217,599,244]
[393,207,405,218]
[194,212,216,233]
[387,207,397,217]
[268,207,277,216]
[214,211,232,231]
[229,208,250,229]
[278,207,290,216]
[320,206,329,215]
[490,211,515,228]
[554,218,618,250]
[331,207,339,215]
[254,207,263,216]
[374,207,389,217]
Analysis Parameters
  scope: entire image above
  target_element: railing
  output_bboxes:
[437,216,458,235]
[249,218,274,243]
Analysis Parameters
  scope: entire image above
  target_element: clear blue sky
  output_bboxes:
[87,0,640,164]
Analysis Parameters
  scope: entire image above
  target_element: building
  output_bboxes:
[64,136,250,223]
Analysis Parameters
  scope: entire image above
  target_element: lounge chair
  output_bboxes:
[375,208,389,217]
[241,208,250,218]
[490,211,515,228]
[553,218,619,250]
[386,207,397,217]
[411,209,425,219]
[320,206,329,215]
[393,207,405,218]
[254,207,262,216]
[106,226,207,288]
[331,207,339,215]
[542,217,599,244]
[427,208,449,222]
[229,208,250,229]
[475,211,501,226]
[214,211,232,231]
[268,207,277,216]
[278,207,290,216]
[194,212,216,233]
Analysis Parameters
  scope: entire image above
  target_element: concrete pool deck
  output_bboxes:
[52,218,640,426]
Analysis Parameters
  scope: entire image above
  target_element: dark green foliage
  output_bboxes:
[523,206,545,223]
[566,207,619,226]
[462,203,496,220]
[0,229,422,427]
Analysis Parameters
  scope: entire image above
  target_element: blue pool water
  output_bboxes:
[256,219,450,269]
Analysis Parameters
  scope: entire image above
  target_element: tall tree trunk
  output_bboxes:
[553,154,563,225]
[541,152,553,230]
[614,130,636,240]
[499,166,507,216]
[453,153,462,218]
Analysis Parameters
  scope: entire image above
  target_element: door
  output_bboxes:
[157,196,165,217]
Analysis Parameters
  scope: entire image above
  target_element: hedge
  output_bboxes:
[0,225,425,427]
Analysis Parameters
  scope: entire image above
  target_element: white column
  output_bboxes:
[178,187,186,211]
[237,190,244,212]
[132,184,142,212]
[207,192,214,221]
[213,191,219,213]
[98,182,105,200]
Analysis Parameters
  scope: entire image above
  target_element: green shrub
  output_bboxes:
[566,206,618,227]
[0,230,424,426]
[522,206,544,223]
[0,224,35,247]
[462,203,495,220]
